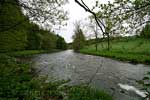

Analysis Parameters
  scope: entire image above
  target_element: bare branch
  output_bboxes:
[75,0,105,35]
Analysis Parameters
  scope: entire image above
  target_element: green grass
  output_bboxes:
[80,37,150,64]
[7,50,47,57]
[1,49,61,57]
[67,85,113,100]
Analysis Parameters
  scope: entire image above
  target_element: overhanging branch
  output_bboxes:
[75,0,105,35]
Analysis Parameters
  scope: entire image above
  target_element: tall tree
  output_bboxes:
[140,24,150,38]
[88,16,99,51]
[0,0,62,52]
[56,35,67,50]
[0,0,68,32]
[0,0,28,52]
[74,0,116,51]
[72,22,85,51]
[75,0,150,51]
[41,31,57,50]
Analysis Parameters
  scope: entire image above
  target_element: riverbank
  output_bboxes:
[3,49,62,57]
[80,37,150,64]
[0,52,113,100]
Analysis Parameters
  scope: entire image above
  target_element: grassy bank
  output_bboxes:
[67,85,112,100]
[0,53,113,100]
[2,49,62,57]
[80,37,150,64]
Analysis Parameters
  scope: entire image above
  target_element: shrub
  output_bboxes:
[140,24,150,38]
[0,55,65,100]
[67,85,113,100]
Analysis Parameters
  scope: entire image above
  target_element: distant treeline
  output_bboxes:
[0,0,67,53]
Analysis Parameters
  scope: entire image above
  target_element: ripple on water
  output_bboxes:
[118,83,147,98]
[32,50,150,100]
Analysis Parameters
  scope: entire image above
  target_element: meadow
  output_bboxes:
[80,37,150,64]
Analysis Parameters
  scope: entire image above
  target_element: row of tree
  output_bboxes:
[0,0,67,52]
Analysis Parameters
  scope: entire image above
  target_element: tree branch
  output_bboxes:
[75,0,105,35]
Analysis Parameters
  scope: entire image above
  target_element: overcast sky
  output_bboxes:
[55,0,111,43]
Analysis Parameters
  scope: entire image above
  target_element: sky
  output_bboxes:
[55,0,110,43]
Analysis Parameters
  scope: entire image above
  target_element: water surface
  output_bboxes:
[32,50,150,100]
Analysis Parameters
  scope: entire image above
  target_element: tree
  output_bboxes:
[140,24,150,38]
[56,35,67,50]
[0,0,67,52]
[41,31,57,50]
[75,0,116,51]
[0,0,28,52]
[0,0,68,32]
[75,0,150,50]
[88,16,99,51]
[26,24,43,50]
[72,22,85,51]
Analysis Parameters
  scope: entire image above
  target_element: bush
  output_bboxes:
[0,55,65,100]
[67,85,113,100]
[0,54,16,64]
[56,35,67,50]
[140,24,150,38]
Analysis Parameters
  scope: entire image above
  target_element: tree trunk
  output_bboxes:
[107,32,110,51]
[95,23,98,51]
[95,42,98,51]
[95,34,98,51]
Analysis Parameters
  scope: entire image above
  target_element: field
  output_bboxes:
[80,37,150,64]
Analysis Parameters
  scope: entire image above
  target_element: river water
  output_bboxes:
[31,50,150,100]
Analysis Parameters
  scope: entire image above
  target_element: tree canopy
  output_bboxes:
[0,0,67,52]
[75,0,150,37]
[56,35,67,50]
[0,0,68,32]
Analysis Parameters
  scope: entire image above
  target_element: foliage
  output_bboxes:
[0,0,28,52]
[0,0,66,52]
[86,17,99,51]
[0,54,16,64]
[94,0,150,35]
[0,54,113,100]
[5,50,47,57]
[0,30,27,52]
[72,22,85,51]
[80,37,150,64]
[1,0,68,31]
[75,0,150,52]
[19,0,68,29]
[0,55,66,100]
[140,24,150,38]
[25,24,42,50]
[56,35,67,50]
[67,85,113,100]
[40,31,57,50]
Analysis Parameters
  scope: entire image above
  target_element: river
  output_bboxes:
[31,50,150,100]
